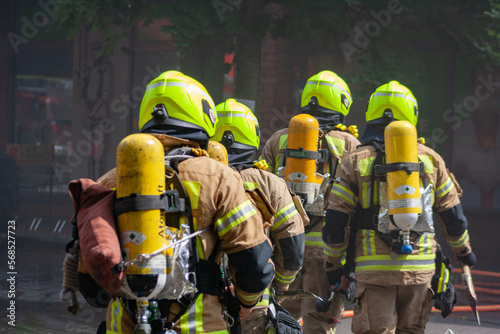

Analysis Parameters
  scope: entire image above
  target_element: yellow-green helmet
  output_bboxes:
[212,98,260,150]
[139,71,217,145]
[301,70,353,120]
[366,81,418,126]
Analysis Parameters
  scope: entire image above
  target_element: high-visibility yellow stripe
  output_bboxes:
[256,289,270,306]
[448,231,469,249]
[238,290,264,305]
[418,233,432,255]
[372,91,417,106]
[243,181,259,190]
[324,244,347,257]
[436,177,454,198]
[215,200,256,237]
[356,254,436,272]
[325,136,346,158]
[276,271,296,284]
[179,294,205,334]
[278,134,288,149]
[182,181,201,210]
[108,298,123,334]
[305,231,323,247]
[331,183,357,206]
[271,202,297,232]
[218,111,258,123]
[306,80,352,101]
[361,229,376,256]
[436,262,450,293]
[418,155,434,174]
[182,180,203,259]
[359,157,375,177]
[275,134,289,174]
[147,81,213,103]
[362,182,369,209]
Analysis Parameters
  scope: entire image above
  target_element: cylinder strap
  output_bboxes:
[374,162,423,176]
[285,148,321,160]
[115,190,185,216]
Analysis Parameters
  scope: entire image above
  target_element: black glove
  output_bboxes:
[433,282,457,318]
[269,297,302,334]
[457,252,477,267]
[276,307,302,334]
[326,267,343,287]
[342,273,356,302]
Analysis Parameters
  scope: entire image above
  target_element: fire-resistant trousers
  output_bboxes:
[352,282,433,334]
[281,253,344,333]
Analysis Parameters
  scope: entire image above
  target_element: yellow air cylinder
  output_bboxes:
[207,140,228,166]
[116,133,169,299]
[285,114,323,205]
[385,121,421,252]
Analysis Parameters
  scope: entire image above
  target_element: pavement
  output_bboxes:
[335,311,500,334]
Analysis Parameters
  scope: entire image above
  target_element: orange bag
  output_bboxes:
[68,178,123,296]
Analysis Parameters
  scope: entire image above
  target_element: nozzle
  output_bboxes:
[314,289,335,313]
[315,297,330,312]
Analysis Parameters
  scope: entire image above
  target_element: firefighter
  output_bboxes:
[212,98,306,334]
[259,70,360,333]
[78,71,275,333]
[323,81,477,333]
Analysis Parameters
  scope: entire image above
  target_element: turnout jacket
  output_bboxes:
[240,167,306,291]
[98,134,275,333]
[323,143,473,286]
[260,127,360,257]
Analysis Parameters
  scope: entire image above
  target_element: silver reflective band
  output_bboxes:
[217,112,258,123]
[216,202,255,234]
[146,81,213,103]
[306,80,352,101]
[356,258,435,267]
[371,92,418,107]
[274,205,297,223]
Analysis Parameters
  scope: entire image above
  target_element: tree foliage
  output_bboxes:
[49,0,500,97]
[269,0,500,95]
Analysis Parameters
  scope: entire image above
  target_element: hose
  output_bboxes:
[451,268,500,278]
[59,240,81,315]
[455,285,500,296]
[342,304,500,318]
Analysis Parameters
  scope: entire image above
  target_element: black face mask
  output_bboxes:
[143,125,209,149]
[226,147,257,168]
[300,109,344,132]
[360,122,388,144]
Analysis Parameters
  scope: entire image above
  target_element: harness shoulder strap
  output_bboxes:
[345,142,383,274]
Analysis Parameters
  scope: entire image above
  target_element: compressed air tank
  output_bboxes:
[384,120,421,253]
[285,114,323,206]
[115,133,169,299]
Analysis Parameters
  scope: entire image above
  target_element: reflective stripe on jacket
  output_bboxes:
[324,143,472,286]
[99,134,274,333]
[240,167,305,291]
[259,127,361,256]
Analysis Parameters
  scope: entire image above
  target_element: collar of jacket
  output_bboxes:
[301,109,343,130]
[360,123,387,145]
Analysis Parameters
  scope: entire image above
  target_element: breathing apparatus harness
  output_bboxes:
[64,145,236,333]
[282,121,355,234]
[115,147,231,333]
[344,140,428,276]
